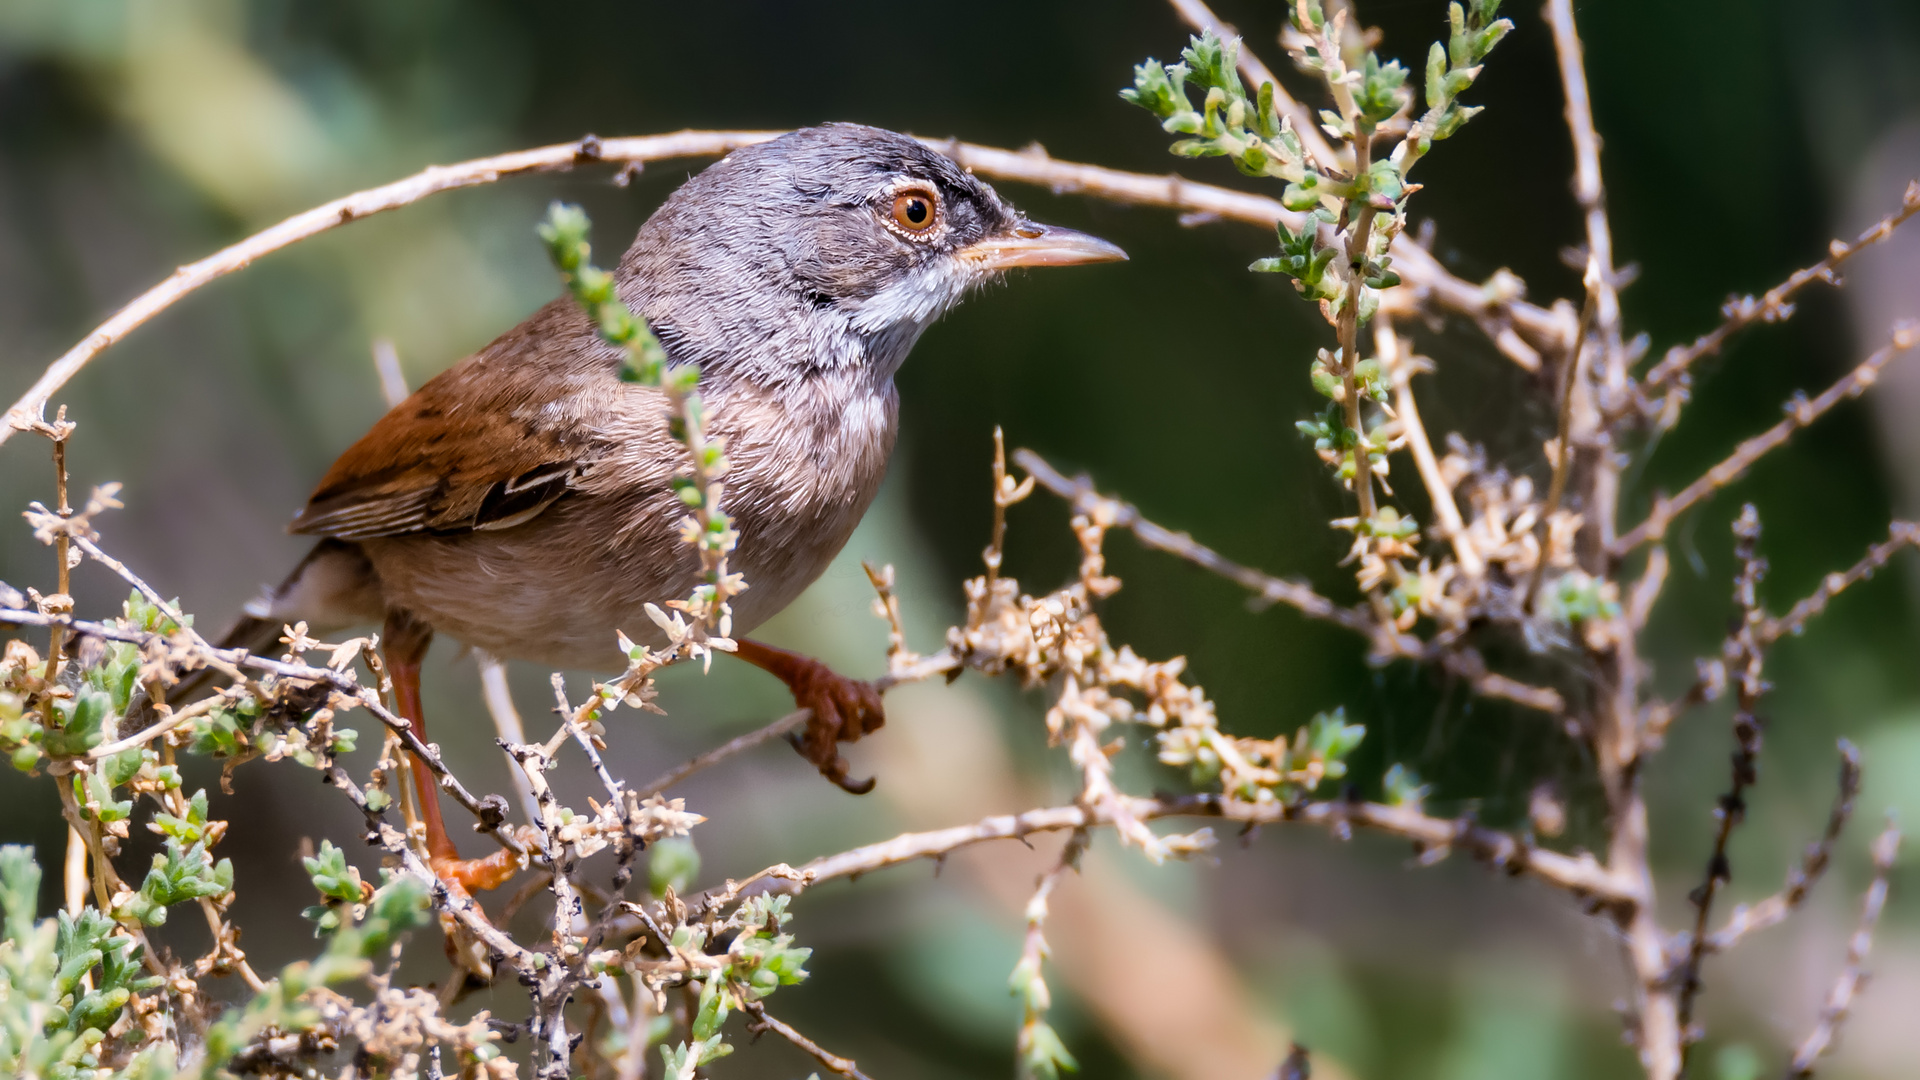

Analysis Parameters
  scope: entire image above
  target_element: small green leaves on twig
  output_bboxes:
[537,203,669,385]
[1122,34,1327,190]
[540,202,743,694]
[1383,763,1430,811]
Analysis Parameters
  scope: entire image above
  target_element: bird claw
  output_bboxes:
[779,659,886,794]
[429,847,522,894]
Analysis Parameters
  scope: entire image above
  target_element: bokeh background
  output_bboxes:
[4,1,1920,1077]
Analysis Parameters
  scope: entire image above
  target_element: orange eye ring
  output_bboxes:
[890,188,939,234]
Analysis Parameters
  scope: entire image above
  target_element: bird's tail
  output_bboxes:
[167,539,381,704]
[165,610,285,706]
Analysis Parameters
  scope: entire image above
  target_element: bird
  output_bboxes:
[198,123,1126,892]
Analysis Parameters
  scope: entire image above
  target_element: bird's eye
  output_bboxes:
[890,188,939,233]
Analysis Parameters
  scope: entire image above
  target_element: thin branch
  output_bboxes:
[1645,521,1920,746]
[1012,448,1370,634]
[632,709,810,801]
[1546,0,1623,393]
[1626,546,1669,632]
[1762,522,1920,642]
[1525,260,1601,611]
[1703,742,1860,955]
[740,1001,874,1080]
[2,132,1563,447]
[1016,447,1565,714]
[1436,648,1567,716]
[1786,820,1902,1078]
[1379,316,1483,577]
[1612,322,1920,555]
[783,793,1634,908]
[1642,180,1920,398]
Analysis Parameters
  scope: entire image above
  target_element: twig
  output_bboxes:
[1016,447,1563,713]
[1646,523,1920,745]
[1785,820,1902,1078]
[1642,180,1920,398]
[1524,259,1601,612]
[782,793,1634,908]
[477,651,541,827]
[1546,5,1671,1075]
[1626,547,1669,632]
[1761,522,1920,642]
[1013,448,1371,634]
[984,427,1034,592]
[740,1001,874,1080]
[85,691,229,760]
[1012,830,1087,1078]
[1378,316,1483,577]
[1703,742,1860,955]
[1436,648,1566,716]
[1546,0,1622,395]
[1,132,1563,447]
[1612,322,1920,555]
[632,709,810,801]
[0,604,525,855]
[1674,506,1768,1050]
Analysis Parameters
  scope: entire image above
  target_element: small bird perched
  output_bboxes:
[211,124,1125,891]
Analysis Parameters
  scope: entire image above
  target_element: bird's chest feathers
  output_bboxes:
[724,374,897,525]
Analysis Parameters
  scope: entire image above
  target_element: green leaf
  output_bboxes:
[302,840,364,904]
[1179,32,1244,100]
[1384,763,1431,810]
[647,836,700,899]
[690,976,730,1041]
[1020,1020,1080,1080]
[1354,52,1410,127]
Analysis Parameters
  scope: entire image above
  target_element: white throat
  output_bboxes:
[844,259,985,380]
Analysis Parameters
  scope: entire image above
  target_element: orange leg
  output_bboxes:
[733,638,885,794]
[384,611,519,893]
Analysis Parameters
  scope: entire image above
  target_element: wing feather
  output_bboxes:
[290,299,619,541]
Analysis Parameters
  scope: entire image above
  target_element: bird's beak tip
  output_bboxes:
[958,221,1128,270]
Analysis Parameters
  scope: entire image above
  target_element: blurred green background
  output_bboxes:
[4,1,1920,1077]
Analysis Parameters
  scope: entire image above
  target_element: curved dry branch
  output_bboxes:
[2,131,1561,448]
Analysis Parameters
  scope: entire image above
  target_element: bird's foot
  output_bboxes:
[786,662,885,793]
[733,639,886,793]
[429,847,523,894]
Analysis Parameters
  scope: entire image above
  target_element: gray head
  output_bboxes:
[618,123,1125,387]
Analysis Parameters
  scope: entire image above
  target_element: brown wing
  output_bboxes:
[291,300,619,540]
